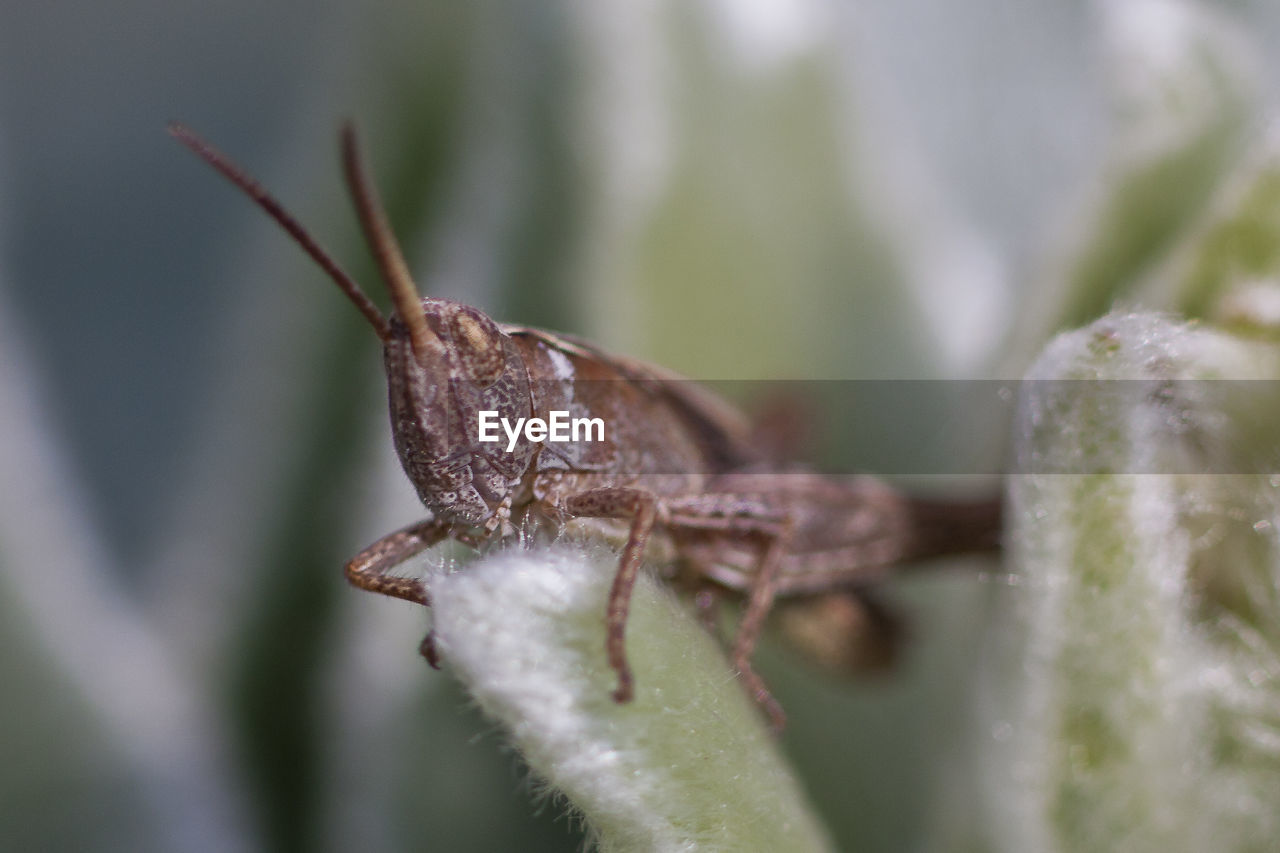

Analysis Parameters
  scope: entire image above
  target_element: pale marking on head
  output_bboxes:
[453,313,488,351]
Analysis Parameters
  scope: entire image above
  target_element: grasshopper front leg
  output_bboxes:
[564,487,660,704]
[345,519,452,667]
[344,518,453,605]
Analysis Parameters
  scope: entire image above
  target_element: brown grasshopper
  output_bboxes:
[171,122,1001,729]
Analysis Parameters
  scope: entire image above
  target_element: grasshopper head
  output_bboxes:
[169,122,535,530]
[383,297,534,527]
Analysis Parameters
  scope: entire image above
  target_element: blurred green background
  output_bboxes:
[3,1,1280,851]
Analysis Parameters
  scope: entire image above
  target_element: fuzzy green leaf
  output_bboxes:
[428,544,834,853]
[983,313,1280,852]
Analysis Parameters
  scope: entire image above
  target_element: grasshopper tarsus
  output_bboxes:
[419,630,442,670]
[745,671,788,734]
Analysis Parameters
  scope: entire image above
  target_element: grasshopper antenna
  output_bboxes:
[339,122,442,363]
[168,122,392,341]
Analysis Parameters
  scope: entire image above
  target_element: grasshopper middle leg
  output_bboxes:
[568,487,796,728]
[727,521,792,731]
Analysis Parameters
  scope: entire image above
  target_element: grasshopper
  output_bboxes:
[171,123,1001,729]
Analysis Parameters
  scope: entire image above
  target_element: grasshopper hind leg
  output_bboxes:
[773,589,906,675]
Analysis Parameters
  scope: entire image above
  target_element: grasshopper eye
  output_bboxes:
[447,305,506,386]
